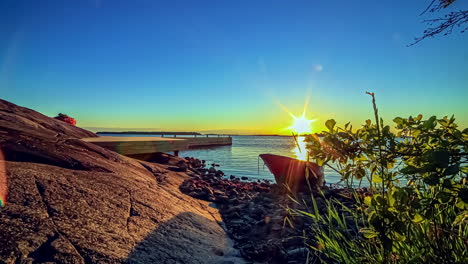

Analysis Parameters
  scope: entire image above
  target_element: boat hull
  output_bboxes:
[260,154,324,192]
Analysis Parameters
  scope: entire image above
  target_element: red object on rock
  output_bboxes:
[54,113,77,126]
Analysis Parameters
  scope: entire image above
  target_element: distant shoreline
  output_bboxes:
[97,131,201,135]
[96,132,323,137]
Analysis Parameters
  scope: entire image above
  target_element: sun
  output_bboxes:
[288,112,314,135]
[276,96,316,135]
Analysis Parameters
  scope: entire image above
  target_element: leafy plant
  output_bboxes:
[293,92,468,263]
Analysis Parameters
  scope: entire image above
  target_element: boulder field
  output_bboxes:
[0,99,244,264]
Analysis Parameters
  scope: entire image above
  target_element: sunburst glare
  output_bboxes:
[288,112,314,135]
[276,96,316,135]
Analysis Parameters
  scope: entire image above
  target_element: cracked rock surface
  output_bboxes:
[0,99,244,264]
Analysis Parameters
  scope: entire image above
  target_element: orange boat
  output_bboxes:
[259,154,324,192]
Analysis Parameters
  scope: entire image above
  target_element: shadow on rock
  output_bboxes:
[125,212,245,264]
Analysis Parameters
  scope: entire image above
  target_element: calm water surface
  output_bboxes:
[99,134,342,184]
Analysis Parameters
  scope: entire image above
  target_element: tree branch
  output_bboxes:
[410,0,466,46]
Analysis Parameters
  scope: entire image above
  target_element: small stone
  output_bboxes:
[281,237,304,249]
[168,166,185,172]
[176,160,188,171]
[271,223,282,231]
[228,189,239,197]
[215,195,229,203]
[212,247,224,256]
[262,196,273,204]
[202,187,214,196]
[213,190,225,196]
[286,247,308,259]
[228,198,240,205]
[251,207,266,220]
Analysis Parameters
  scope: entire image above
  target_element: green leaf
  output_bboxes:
[325,119,336,132]
[453,213,467,225]
[357,155,368,161]
[360,228,379,239]
[315,157,325,166]
[364,196,372,206]
[387,193,395,207]
[461,166,468,174]
[393,231,406,242]
[400,165,418,175]
[393,117,403,125]
[372,174,382,183]
[455,200,468,209]
[423,116,437,129]
[413,129,421,137]
[412,213,424,223]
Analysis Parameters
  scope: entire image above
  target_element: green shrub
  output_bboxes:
[294,93,468,263]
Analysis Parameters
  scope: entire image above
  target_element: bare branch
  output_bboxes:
[420,0,438,15]
[409,9,468,46]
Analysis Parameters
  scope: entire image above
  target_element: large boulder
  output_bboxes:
[0,99,97,139]
[0,99,243,263]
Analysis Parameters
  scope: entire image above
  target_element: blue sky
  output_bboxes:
[1,0,467,133]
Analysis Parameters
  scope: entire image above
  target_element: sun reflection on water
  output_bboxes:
[292,136,308,161]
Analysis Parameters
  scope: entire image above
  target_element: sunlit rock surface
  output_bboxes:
[0,99,243,263]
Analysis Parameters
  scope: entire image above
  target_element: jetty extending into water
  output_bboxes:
[81,135,232,156]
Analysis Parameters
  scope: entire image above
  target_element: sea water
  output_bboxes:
[98,134,342,184]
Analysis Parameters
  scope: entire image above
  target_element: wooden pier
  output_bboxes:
[81,136,232,156]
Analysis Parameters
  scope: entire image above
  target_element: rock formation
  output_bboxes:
[0,99,243,263]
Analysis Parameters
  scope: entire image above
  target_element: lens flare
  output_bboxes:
[0,147,6,207]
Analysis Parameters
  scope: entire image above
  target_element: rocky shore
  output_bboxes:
[179,157,360,263]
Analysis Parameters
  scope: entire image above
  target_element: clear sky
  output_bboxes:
[1,0,467,134]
